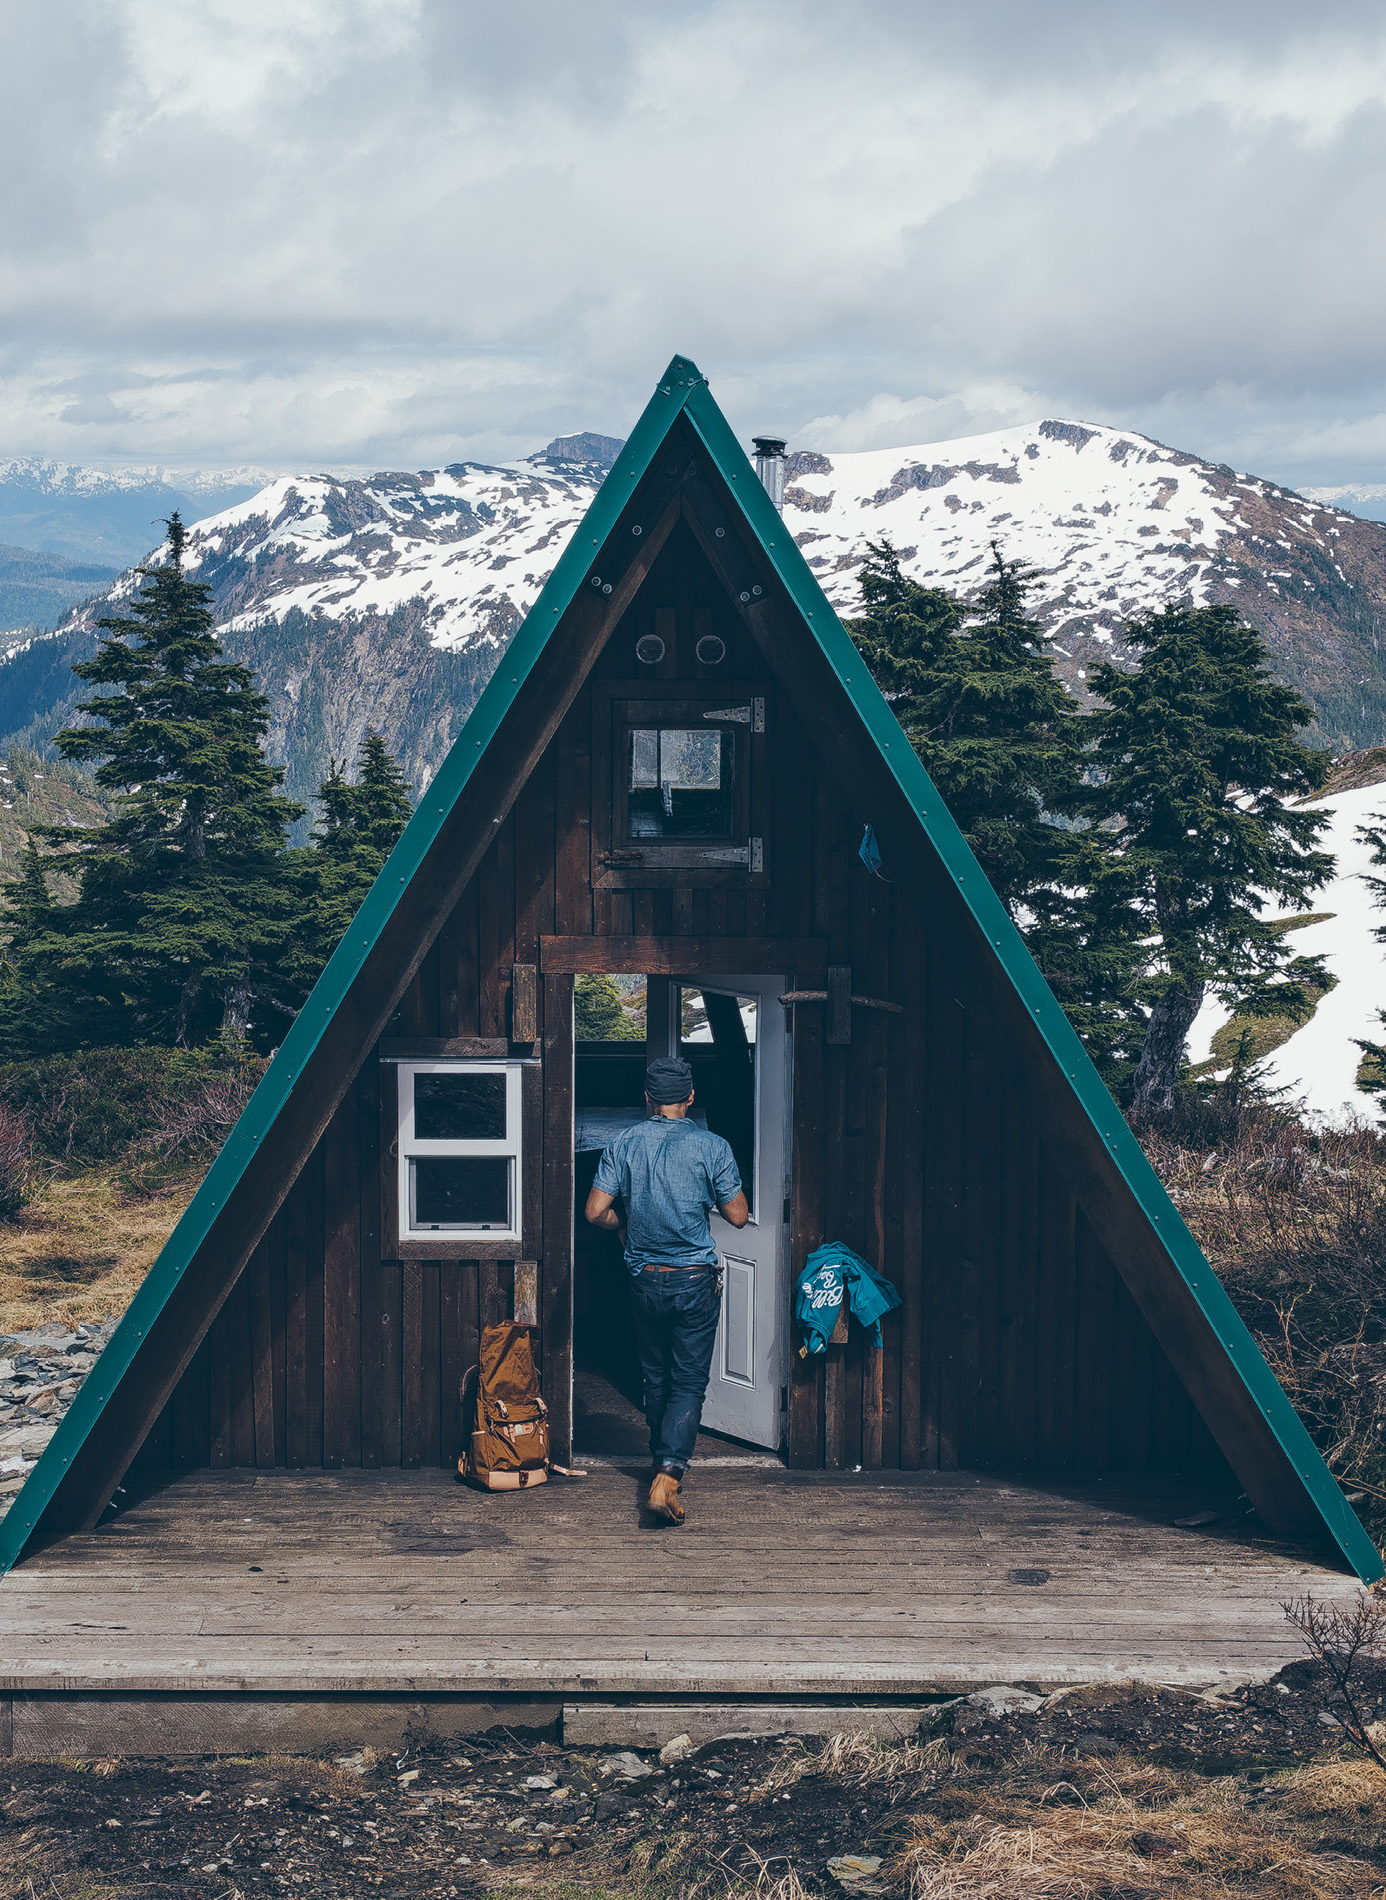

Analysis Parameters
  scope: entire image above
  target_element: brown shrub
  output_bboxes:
[119,1058,262,1192]
[1140,1096,1386,1532]
[0,1101,32,1221]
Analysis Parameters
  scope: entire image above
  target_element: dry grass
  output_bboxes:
[890,1752,1386,1900]
[0,1163,199,1333]
[749,1728,1386,1900]
[1140,1099,1386,1527]
[894,1797,1377,1898]
[760,1729,951,1799]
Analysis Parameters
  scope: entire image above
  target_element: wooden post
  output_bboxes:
[514,1262,539,1327]
[541,972,575,1463]
[827,965,852,1045]
[511,963,539,1044]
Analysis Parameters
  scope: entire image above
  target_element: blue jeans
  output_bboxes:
[628,1266,720,1474]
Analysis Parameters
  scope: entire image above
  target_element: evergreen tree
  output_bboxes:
[279,733,413,1005]
[5,838,52,940]
[0,840,79,1055]
[313,733,413,864]
[23,513,303,1046]
[852,539,1089,905]
[851,539,1145,1074]
[1352,811,1386,1106]
[1088,603,1333,1123]
[575,972,642,1041]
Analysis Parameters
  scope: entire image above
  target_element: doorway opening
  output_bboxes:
[571,971,791,1460]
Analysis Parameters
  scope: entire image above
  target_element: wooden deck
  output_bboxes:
[0,1466,1358,1724]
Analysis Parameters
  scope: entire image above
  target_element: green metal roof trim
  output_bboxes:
[1,351,1377,1583]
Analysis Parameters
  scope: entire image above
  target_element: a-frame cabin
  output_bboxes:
[0,357,1377,1751]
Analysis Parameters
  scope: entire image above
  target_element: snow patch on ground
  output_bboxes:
[1185,783,1386,1122]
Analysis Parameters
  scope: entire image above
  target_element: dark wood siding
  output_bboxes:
[136,516,1228,1486]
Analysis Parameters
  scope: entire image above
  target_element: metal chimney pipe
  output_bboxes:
[752,435,787,512]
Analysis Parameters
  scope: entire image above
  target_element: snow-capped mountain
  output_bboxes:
[782,424,1386,744]
[0,435,624,811]
[0,457,279,501]
[0,458,277,569]
[6,421,1386,811]
[122,419,1386,749]
[180,454,609,655]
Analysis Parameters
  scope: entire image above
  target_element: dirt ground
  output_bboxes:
[0,1167,196,1334]
[7,1661,1386,1899]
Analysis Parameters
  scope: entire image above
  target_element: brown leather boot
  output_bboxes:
[647,1470,685,1524]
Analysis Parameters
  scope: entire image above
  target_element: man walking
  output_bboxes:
[585,1055,749,1524]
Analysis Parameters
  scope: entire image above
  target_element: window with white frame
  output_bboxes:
[396,1061,524,1243]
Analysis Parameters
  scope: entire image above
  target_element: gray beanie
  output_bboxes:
[645,1056,695,1104]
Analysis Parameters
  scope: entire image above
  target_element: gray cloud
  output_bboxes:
[0,0,1383,486]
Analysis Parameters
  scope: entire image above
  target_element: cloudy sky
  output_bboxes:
[2,0,1385,489]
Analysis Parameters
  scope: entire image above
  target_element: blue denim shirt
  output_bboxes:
[593,1115,742,1274]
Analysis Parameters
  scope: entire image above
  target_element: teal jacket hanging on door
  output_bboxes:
[795,1243,901,1353]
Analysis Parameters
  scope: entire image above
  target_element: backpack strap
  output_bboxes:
[456,1363,480,1478]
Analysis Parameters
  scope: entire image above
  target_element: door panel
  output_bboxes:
[720,1255,756,1385]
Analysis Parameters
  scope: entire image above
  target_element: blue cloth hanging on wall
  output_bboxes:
[859,824,885,877]
[795,1242,901,1353]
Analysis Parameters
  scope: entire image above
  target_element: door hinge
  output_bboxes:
[783,1195,792,1225]
[700,698,766,732]
[696,837,764,871]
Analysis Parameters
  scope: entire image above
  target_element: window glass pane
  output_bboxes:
[627,726,734,840]
[414,1070,507,1141]
[629,728,659,789]
[659,727,721,789]
[411,1156,511,1229]
[680,987,711,1042]
[679,988,757,1212]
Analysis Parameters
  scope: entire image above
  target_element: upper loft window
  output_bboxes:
[627,726,734,841]
[596,684,766,884]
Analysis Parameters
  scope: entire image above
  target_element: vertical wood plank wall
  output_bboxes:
[136,523,1226,1483]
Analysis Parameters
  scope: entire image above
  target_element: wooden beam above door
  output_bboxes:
[539,935,828,976]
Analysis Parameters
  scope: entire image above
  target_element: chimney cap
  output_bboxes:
[752,435,787,458]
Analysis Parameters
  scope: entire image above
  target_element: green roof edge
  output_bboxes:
[0,355,706,1575]
[680,378,1382,1584]
[2,351,1377,1586]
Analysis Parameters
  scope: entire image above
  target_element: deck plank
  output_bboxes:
[0,1468,1357,1699]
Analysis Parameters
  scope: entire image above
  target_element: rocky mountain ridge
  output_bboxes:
[3,423,1386,812]
[782,422,1386,744]
[0,457,276,571]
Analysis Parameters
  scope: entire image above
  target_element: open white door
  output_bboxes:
[654,974,791,1449]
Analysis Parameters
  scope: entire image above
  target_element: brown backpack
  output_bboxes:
[458,1323,551,1490]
